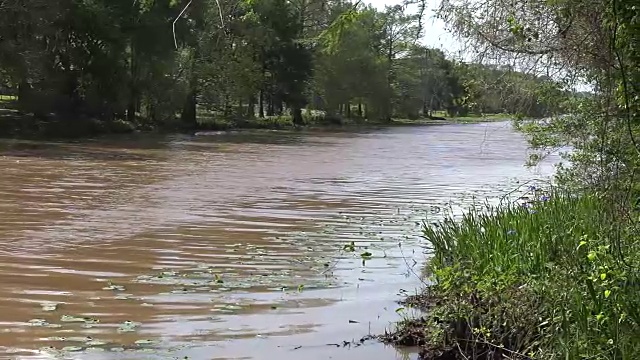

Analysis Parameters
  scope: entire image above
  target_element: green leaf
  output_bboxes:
[587,251,597,261]
[604,290,611,298]
[360,251,373,259]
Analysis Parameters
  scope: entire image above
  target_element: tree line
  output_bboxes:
[0,0,564,131]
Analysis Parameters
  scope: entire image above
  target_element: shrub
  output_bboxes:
[414,191,640,359]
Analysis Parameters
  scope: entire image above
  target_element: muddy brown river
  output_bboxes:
[0,122,556,360]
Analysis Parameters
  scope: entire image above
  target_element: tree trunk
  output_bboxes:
[346,102,351,118]
[127,41,137,122]
[358,101,363,118]
[386,36,394,121]
[267,92,274,116]
[292,106,303,126]
[247,95,256,118]
[181,89,197,126]
[238,98,244,117]
[147,102,157,123]
[259,90,265,118]
[17,78,31,113]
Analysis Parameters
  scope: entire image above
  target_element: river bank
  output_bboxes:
[383,189,640,359]
[0,103,512,140]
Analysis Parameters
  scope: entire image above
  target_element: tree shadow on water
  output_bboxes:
[0,140,163,162]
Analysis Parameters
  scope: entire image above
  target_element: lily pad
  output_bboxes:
[102,283,126,291]
[134,339,157,346]
[38,346,58,353]
[86,340,109,346]
[67,336,93,342]
[41,303,58,312]
[28,319,49,327]
[117,321,141,333]
[61,346,83,352]
[170,288,195,294]
[60,315,99,324]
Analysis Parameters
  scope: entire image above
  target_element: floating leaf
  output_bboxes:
[360,252,373,259]
[117,321,141,333]
[86,347,107,352]
[28,319,49,327]
[343,242,356,252]
[67,336,93,342]
[41,303,58,312]
[86,340,108,346]
[61,346,83,352]
[134,339,156,346]
[102,283,126,291]
[60,315,99,324]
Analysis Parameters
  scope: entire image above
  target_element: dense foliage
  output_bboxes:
[421,191,640,359]
[0,0,562,135]
[387,0,640,359]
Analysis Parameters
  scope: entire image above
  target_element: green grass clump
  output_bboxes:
[416,191,640,359]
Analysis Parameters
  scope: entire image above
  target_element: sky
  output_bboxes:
[364,0,462,56]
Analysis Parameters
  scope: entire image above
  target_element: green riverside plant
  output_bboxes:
[416,191,640,359]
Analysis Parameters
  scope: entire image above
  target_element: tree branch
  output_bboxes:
[173,0,194,49]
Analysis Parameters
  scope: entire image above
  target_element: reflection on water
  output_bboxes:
[0,122,556,360]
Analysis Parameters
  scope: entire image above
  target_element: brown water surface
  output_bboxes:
[0,122,557,359]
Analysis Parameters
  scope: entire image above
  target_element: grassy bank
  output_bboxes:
[384,190,640,359]
[0,107,512,139]
[1,94,512,139]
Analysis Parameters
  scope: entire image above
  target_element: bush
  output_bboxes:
[404,191,640,359]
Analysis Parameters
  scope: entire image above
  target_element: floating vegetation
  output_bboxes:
[102,282,126,291]
[117,320,141,333]
[60,315,99,324]
[134,339,157,346]
[86,347,107,352]
[61,346,83,352]
[41,303,58,312]
[28,319,49,327]
[343,241,356,252]
[170,287,196,294]
[86,339,109,346]
[212,304,243,313]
